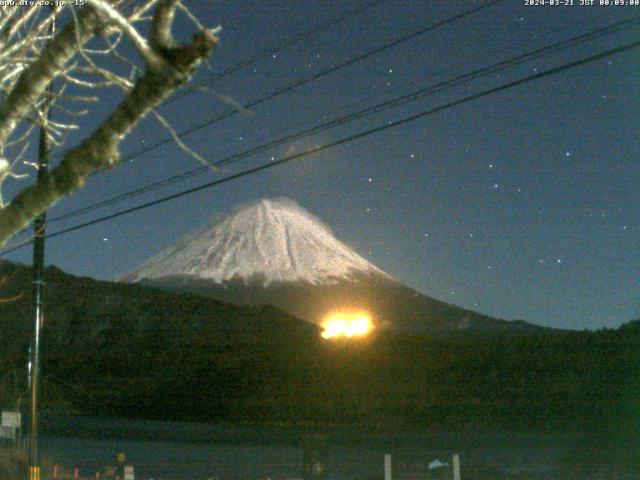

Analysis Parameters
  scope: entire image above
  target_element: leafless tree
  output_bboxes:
[0,0,219,246]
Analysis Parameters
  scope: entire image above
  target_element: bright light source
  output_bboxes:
[321,311,372,339]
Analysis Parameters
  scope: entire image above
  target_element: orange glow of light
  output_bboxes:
[321,311,372,339]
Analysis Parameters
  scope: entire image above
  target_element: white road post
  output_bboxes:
[384,453,392,480]
[453,453,461,480]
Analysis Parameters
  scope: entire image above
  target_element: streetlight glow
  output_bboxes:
[321,311,372,339]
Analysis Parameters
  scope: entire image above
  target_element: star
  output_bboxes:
[565,151,571,157]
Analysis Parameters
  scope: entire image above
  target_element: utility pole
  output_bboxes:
[28,12,55,480]
[28,102,51,480]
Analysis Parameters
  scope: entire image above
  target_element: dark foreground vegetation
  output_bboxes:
[1,261,638,427]
[1,261,639,477]
[0,449,25,480]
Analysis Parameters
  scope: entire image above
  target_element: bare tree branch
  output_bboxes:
[0,6,100,146]
[152,109,219,171]
[88,0,165,68]
[0,3,218,245]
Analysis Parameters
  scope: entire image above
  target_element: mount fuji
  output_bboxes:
[123,197,390,287]
[121,198,541,333]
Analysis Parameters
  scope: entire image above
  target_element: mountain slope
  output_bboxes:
[0,262,640,434]
[122,197,543,333]
[1,260,635,436]
[139,273,540,333]
[0,260,317,360]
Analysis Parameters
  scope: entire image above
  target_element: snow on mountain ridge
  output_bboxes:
[122,198,392,286]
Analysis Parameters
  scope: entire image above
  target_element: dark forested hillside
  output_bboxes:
[1,261,638,434]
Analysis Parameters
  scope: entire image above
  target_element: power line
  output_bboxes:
[102,0,505,168]
[46,15,640,224]
[44,0,388,168]
[2,37,637,255]
[167,0,390,105]
[13,0,510,230]
[0,1,506,251]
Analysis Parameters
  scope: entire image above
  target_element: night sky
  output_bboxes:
[2,0,639,330]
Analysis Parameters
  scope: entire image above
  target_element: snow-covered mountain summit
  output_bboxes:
[119,198,540,333]
[121,197,392,287]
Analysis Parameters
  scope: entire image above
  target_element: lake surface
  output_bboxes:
[34,416,628,480]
